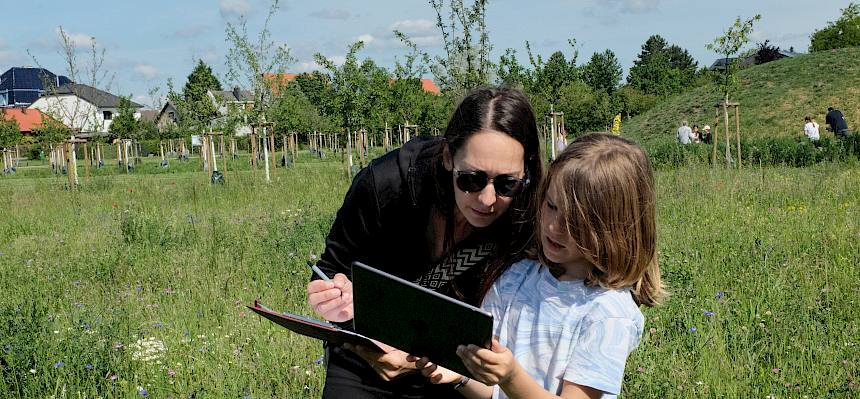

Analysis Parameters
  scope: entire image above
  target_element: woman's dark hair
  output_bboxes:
[440,86,544,304]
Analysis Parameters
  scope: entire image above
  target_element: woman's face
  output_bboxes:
[540,182,585,268]
[451,130,525,228]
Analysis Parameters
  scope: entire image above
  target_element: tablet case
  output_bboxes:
[351,261,493,378]
[248,300,384,352]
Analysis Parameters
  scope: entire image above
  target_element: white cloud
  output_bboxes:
[295,60,321,72]
[619,0,660,13]
[355,34,375,45]
[309,8,351,20]
[57,27,95,48]
[220,0,251,18]
[390,19,436,34]
[134,64,158,79]
[331,56,346,66]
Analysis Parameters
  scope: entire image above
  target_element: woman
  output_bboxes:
[306,87,544,398]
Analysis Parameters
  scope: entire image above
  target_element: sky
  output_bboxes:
[0,0,850,109]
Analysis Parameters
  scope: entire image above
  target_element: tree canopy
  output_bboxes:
[810,2,860,52]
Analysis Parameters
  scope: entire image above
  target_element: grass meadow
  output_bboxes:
[0,153,858,398]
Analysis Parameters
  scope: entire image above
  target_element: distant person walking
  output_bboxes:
[677,121,693,145]
[803,116,820,141]
[825,107,850,138]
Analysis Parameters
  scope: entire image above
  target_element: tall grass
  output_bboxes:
[0,155,857,398]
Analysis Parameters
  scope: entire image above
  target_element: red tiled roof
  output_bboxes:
[421,79,440,94]
[1,108,63,133]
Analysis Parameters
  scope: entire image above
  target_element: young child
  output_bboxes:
[415,133,666,399]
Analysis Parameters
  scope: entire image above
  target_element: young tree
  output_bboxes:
[108,96,139,142]
[314,42,370,132]
[707,14,761,166]
[581,49,623,96]
[28,26,113,135]
[398,0,493,95]
[224,0,295,125]
[810,2,860,52]
[0,117,22,172]
[496,48,532,89]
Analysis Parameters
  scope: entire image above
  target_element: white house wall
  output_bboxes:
[29,96,142,133]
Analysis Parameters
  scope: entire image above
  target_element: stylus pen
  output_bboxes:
[309,260,332,282]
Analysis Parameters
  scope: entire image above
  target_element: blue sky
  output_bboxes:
[0,0,849,108]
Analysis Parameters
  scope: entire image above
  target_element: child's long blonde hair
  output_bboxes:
[536,134,666,306]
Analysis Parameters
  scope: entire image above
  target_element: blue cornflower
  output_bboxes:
[704,311,715,317]
[688,327,697,333]
[85,364,94,370]
[54,361,64,368]
[715,291,726,300]
[314,357,324,365]
[138,387,148,397]
[73,280,81,286]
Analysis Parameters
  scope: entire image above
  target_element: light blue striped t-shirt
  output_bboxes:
[481,258,644,399]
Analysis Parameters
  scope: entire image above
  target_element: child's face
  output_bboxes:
[540,183,586,270]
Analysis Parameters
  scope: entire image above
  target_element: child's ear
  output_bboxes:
[442,143,453,171]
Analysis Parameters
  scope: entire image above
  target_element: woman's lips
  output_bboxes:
[472,208,493,217]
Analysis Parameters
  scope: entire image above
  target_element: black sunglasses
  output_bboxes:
[453,169,529,197]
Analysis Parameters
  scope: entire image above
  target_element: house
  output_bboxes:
[0,67,72,108]
[155,101,179,131]
[208,87,254,136]
[1,107,65,135]
[709,48,802,71]
[28,83,143,133]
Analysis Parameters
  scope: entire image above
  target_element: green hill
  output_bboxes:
[623,47,860,142]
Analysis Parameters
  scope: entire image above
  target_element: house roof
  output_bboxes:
[139,109,159,123]
[210,88,254,103]
[50,83,143,109]
[421,79,440,94]
[0,67,71,91]
[1,108,64,132]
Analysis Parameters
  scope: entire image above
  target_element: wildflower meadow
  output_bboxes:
[0,155,858,398]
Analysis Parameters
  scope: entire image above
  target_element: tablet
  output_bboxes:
[351,261,493,378]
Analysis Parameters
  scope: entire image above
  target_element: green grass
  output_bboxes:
[0,153,858,398]
[623,47,860,143]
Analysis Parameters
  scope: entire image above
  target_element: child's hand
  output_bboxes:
[410,356,463,384]
[457,338,516,386]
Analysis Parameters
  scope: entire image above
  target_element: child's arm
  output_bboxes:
[457,340,604,399]
[413,356,494,399]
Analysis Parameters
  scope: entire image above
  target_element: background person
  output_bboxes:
[415,134,665,399]
[305,87,544,399]
[803,116,820,141]
[701,125,713,145]
[825,107,850,138]
[677,121,692,145]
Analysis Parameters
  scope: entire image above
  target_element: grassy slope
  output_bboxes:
[624,47,860,142]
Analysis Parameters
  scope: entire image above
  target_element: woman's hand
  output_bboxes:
[345,344,418,381]
[457,339,517,386]
[306,273,353,322]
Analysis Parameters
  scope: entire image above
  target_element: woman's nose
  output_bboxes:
[477,184,497,207]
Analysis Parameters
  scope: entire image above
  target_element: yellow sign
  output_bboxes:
[611,114,621,135]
